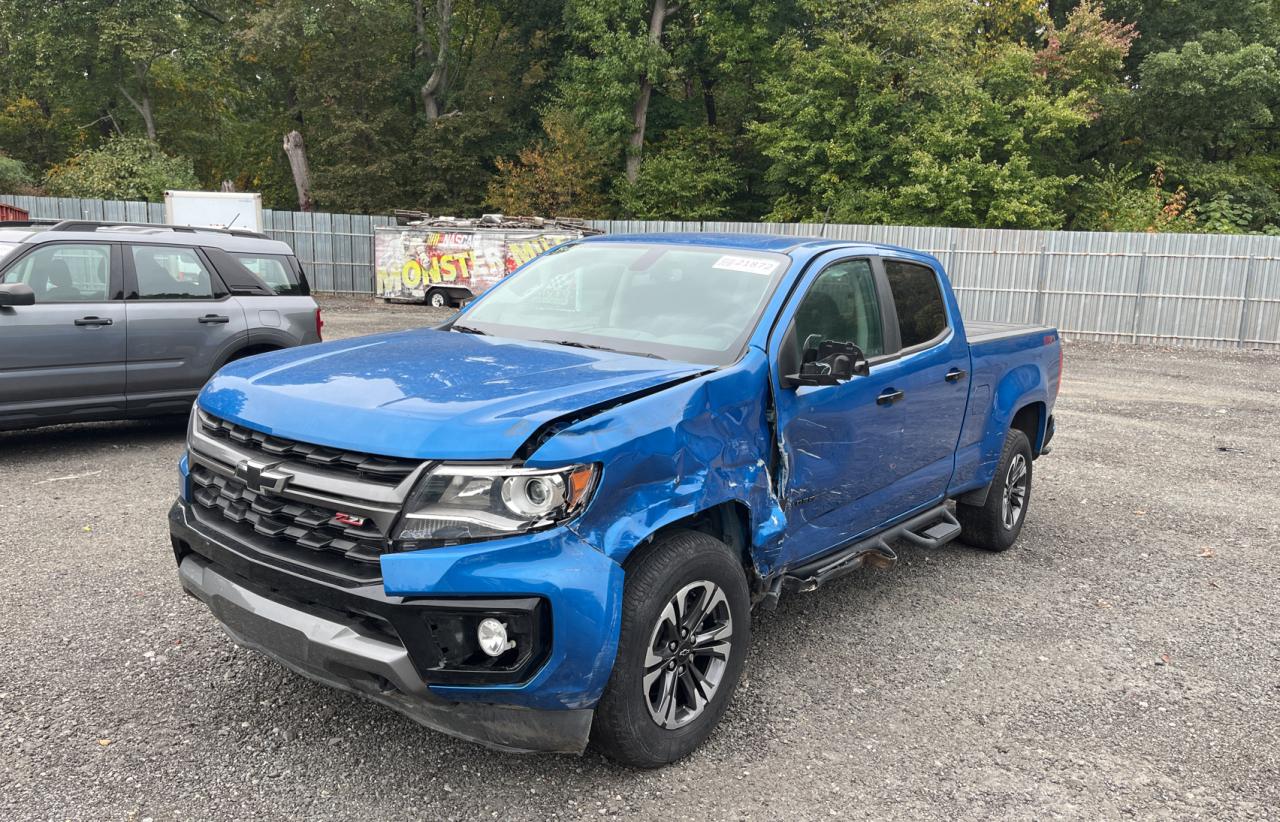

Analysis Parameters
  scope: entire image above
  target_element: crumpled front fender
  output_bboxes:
[528,348,788,576]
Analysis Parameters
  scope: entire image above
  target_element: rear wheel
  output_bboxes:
[591,531,750,768]
[426,289,450,309]
[957,428,1033,552]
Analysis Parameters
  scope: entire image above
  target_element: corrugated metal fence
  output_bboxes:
[4,194,1278,349]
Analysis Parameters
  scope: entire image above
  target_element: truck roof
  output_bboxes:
[581,231,943,266]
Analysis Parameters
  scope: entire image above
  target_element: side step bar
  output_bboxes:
[762,505,962,608]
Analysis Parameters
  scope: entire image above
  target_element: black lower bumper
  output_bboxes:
[170,500,592,754]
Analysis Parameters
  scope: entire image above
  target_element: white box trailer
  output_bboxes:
[374,216,596,308]
[164,190,264,232]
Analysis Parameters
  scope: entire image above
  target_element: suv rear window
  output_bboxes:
[231,252,307,295]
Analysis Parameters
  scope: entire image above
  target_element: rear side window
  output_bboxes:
[131,245,222,299]
[885,260,947,348]
[2,242,111,301]
[231,252,305,295]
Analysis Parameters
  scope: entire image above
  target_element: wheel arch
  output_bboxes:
[620,500,761,591]
[219,341,285,369]
[1011,400,1047,457]
[957,400,1046,507]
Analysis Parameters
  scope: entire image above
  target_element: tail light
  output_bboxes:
[1056,342,1063,394]
[315,307,324,341]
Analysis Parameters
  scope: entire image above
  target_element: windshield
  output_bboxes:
[456,242,789,365]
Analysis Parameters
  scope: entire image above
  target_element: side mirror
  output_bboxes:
[0,283,35,307]
[784,339,870,387]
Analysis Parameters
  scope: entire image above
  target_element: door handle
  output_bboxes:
[876,388,904,406]
[198,314,230,324]
[73,316,113,327]
[945,368,967,383]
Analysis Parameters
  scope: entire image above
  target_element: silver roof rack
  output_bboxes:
[47,220,269,240]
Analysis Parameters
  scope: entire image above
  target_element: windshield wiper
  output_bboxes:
[451,324,487,335]
[538,339,664,359]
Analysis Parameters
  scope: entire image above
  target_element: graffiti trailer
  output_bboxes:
[375,215,598,308]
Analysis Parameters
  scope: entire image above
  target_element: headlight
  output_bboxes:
[394,463,598,546]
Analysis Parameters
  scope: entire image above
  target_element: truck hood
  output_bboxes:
[198,329,708,460]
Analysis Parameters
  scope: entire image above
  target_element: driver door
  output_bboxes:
[0,241,126,427]
[769,254,915,566]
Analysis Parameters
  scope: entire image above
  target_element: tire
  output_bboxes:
[957,428,1033,552]
[427,289,450,309]
[590,530,751,768]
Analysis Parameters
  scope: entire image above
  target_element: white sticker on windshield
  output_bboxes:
[712,255,778,275]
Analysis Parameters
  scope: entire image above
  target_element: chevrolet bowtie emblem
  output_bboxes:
[234,458,292,494]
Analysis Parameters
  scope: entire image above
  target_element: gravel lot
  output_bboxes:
[2,295,1277,821]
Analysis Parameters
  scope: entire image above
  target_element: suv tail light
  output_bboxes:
[315,307,324,341]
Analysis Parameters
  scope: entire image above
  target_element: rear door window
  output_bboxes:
[130,245,223,300]
[230,252,305,295]
[884,260,948,349]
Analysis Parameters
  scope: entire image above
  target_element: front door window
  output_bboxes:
[1,243,111,302]
[790,259,885,357]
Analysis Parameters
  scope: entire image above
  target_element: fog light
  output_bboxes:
[477,617,515,657]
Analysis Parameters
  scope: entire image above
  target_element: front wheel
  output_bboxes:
[591,531,750,768]
[957,428,1033,552]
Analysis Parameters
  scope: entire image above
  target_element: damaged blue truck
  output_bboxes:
[169,233,1061,767]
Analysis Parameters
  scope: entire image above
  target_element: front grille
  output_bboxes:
[189,463,387,563]
[198,411,419,485]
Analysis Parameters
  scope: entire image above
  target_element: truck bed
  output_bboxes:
[966,320,1056,345]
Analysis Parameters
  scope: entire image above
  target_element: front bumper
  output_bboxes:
[169,498,624,753]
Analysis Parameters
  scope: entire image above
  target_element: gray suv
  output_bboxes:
[0,221,322,431]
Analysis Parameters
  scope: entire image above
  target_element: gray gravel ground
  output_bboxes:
[2,295,1278,821]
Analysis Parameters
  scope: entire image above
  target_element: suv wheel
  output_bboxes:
[590,530,750,767]
[957,428,1033,552]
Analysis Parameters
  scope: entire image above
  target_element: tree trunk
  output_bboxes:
[118,62,157,141]
[626,0,676,183]
[220,179,236,192]
[415,0,453,121]
[625,80,653,183]
[282,130,313,212]
[700,70,717,127]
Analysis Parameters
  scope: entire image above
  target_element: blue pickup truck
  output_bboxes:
[169,233,1061,767]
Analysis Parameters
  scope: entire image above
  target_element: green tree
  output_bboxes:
[0,154,36,193]
[1095,0,1280,68]
[558,0,787,195]
[1129,30,1280,229]
[615,127,742,218]
[43,136,199,200]
[1137,31,1280,162]
[7,0,1280,230]
[1074,164,1199,232]
[751,0,1105,228]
